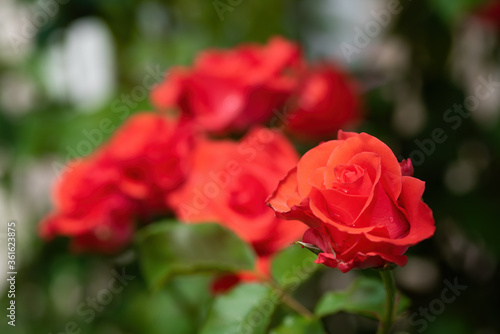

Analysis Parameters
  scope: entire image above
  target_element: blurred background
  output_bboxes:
[0,0,499,333]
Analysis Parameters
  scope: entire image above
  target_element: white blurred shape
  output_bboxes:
[44,41,67,103]
[303,0,393,65]
[393,88,427,137]
[396,257,439,294]
[438,220,497,283]
[0,72,38,116]
[11,157,56,219]
[43,17,117,112]
[0,0,34,64]
[469,69,500,127]
[444,159,478,195]
[450,18,500,127]
[372,37,410,80]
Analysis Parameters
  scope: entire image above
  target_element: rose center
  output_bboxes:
[334,164,365,184]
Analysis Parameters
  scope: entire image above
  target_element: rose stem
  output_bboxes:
[377,270,396,334]
[265,278,314,320]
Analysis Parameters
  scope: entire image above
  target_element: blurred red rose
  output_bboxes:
[211,257,271,294]
[40,156,137,253]
[151,37,302,134]
[285,63,361,141]
[101,113,196,219]
[267,131,435,273]
[476,0,500,29]
[168,127,307,290]
[40,113,196,253]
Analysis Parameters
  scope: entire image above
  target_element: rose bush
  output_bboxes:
[267,131,435,272]
[40,113,196,252]
[168,127,307,290]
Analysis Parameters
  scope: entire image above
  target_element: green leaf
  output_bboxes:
[118,275,213,334]
[200,283,278,334]
[314,276,410,320]
[136,221,256,288]
[270,315,325,334]
[271,244,320,290]
[429,0,488,24]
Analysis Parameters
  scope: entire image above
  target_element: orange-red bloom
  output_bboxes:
[267,131,435,273]
[169,127,307,290]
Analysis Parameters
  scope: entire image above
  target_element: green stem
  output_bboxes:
[279,290,314,320]
[377,270,396,334]
[265,278,314,320]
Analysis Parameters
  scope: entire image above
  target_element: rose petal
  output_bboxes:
[309,188,368,227]
[324,151,379,195]
[354,182,410,239]
[337,130,358,140]
[267,167,302,213]
[365,177,435,246]
[302,227,331,253]
[326,133,402,202]
[150,67,188,110]
[297,140,342,197]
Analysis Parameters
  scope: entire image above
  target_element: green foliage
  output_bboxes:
[136,221,255,288]
[270,315,326,334]
[200,283,277,334]
[427,0,488,23]
[315,276,410,321]
[271,244,320,290]
[118,275,213,334]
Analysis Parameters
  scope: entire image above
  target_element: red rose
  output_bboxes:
[476,0,500,29]
[285,63,361,141]
[101,113,195,218]
[168,128,307,288]
[267,131,435,273]
[151,37,301,133]
[40,113,196,252]
[40,156,137,253]
[210,257,271,294]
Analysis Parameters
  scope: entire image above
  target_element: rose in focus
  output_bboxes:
[267,131,435,273]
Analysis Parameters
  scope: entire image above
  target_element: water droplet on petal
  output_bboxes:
[389,217,394,223]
